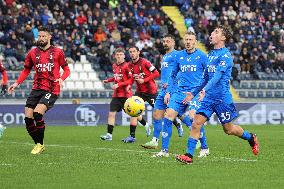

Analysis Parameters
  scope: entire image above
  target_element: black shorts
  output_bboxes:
[25,89,58,110]
[135,92,157,107]
[110,97,128,112]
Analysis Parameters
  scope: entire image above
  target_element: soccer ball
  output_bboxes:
[124,96,145,117]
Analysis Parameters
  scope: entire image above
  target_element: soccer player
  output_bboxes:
[100,48,138,141]
[153,31,208,157]
[0,60,8,95]
[176,26,259,164]
[8,26,70,154]
[141,34,191,149]
[121,46,160,143]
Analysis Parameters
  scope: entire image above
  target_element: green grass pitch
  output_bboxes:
[0,125,283,189]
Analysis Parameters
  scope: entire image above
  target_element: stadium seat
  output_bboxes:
[104,83,112,89]
[231,80,240,89]
[93,63,100,70]
[15,91,23,98]
[68,64,74,72]
[250,82,257,89]
[276,83,283,89]
[74,64,83,72]
[83,64,93,72]
[256,91,264,98]
[65,81,75,90]
[90,91,99,98]
[267,82,275,89]
[238,91,247,98]
[278,73,284,80]
[94,81,104,90]
[248,91,255,98]
[79,72,88,80]
[62,91,70,98]
[81,91,89,98]
[88,72,98,80]
[258,82,266,89]
[265,91,273,98]
[70,72,79,81]
[240,82,249,89]
[72,91,80,98]
[75,81,84,90]
[85,81,93,89]
[274,91,282,98]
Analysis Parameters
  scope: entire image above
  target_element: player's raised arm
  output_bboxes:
[8,51,33,94]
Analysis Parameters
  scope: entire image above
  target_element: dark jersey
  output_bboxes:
[106,62,133,98]
[18,46,68,95]
[130,58,159,95]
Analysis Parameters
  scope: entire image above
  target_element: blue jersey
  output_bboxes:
[202,47,233,103]
[168,49,208,93]
[160,50,179,93]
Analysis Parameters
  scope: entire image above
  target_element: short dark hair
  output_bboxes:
[128,46,139,51]
[216,25,232,44]
[38,26,51,33]
[163,34,175,40]
[114,48,125,54]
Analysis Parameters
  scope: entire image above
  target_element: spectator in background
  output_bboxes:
[93,26,107,44]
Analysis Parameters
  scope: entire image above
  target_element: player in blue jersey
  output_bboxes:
[152,32,209,157]
[176,25,259,164]
[141,34,192,149]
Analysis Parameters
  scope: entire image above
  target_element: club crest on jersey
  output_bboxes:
[36,62,54,72]
[180,65,197,72]
[219,61,226,67]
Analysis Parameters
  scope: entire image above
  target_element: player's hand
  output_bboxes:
[55,78,63,89]
[162,83,168,89]
[164,92,170,105]
[1,84,7,95]
[103,80,108,83]
[136,78,144,84]
[8,83,18,94]
[112,84,119,89]
[182,92,194,104]
[198,89,205,101]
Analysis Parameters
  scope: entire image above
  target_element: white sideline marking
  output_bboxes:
[4,141,257,163]
[0,163,13,166]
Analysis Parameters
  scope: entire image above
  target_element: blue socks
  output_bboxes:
[181,115,192,128]
[187,137,198,157]
[199,126,208,149]
[153,119,163,139]
[161,118,173,151]
[241,130,252,141]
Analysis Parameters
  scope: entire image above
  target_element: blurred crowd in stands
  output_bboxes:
[0,0,283,80]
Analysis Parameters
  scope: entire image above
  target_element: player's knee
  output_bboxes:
[223,127,234,135]
[33,112,43,122]
[165,110,176,120]
[108,112,116,119]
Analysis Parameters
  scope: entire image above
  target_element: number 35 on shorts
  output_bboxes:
[220,112,231,122]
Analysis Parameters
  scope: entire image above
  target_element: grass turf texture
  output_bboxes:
[0,125,283,189]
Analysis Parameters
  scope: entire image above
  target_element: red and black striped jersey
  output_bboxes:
[0,61,8,85]
[106,62,133,98]
[130,58,159,95]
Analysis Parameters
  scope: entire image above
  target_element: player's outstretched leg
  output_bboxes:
[122,124,136,143]
[100,124,113,141]
[31,112,46,155]
[223,122,259,155]
[198,126,210,158]
[24,117,38,144]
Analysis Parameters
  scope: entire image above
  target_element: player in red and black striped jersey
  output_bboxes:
[120,46,160,143]
[0,60,8,95]
[100,48,139,141]
[8,26,70,154]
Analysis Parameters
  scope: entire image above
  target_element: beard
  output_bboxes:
[163,45,170,51]
[37,40,48,48]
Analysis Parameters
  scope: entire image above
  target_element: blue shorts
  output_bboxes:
[188,95,201,111]
[196,100,238,124]
[168,91,188,116]
[154,88,167,110]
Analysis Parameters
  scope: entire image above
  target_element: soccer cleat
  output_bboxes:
[177,124,183,137]
[249,134,259,155]
[31,143,45,155]
[175,154,193,164]
[121,136,136,143]
[152,149,169,157]
[100,133,112,141]
[198,148,210,158]
[145,123,151,137]
[141,140,158,149]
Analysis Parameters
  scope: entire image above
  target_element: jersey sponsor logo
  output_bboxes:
[114,73,123,80]
[180,64,197,72]
[208,55,218,62]
[207,65,216,72]
[75,105,100,126]
[161,61,169,68]
[133,73,145,79]
[195,56,200,60]
[36,62,54,72]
